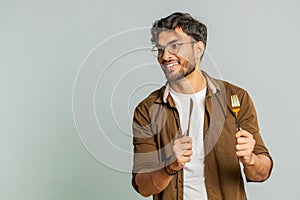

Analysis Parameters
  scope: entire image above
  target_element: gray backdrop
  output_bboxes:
[1,0,299,199]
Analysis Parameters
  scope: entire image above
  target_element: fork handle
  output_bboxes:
[237,121,241,131]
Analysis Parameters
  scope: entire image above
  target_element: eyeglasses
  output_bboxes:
[151,41,196,58]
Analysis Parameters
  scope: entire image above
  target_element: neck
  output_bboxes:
[169,68,207,94]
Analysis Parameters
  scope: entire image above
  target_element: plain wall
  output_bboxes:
[1,0,299,199]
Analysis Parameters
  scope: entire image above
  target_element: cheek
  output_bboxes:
[176,52,188,61]
[178,51,195,64]
[179,56,195,67]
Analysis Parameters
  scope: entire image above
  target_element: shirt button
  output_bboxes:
[178,179,183,187]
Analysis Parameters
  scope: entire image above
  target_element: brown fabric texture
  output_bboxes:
[132,72,272,200]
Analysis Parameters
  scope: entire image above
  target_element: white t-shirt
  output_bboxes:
[170,87,208,200]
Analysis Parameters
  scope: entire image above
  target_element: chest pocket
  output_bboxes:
[214,107,238,154]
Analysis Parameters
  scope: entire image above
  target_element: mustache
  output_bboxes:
[162,59,180,65]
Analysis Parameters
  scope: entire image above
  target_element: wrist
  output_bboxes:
[163,157,179,176]
[243,154,255,166]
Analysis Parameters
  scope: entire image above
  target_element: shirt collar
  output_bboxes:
[155,71,221,104]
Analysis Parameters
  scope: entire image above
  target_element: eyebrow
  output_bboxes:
[156,39,179,48]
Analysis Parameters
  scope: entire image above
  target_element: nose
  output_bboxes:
[161,48,173,60]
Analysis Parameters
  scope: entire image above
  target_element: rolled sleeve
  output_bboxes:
[238,90,273,181]
[132,103,160,192]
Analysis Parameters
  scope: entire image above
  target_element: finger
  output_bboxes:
[175,156,192,169]
[178,156,192,164]
[183,142,192,150]
[174,140,193,150]
[174,148,193,157]
[173,144,192,154]
[236,143,255,151]
[236,137,248,144]
[178,135,192,144]
[236,149,253,158]
[236,137,255,145]
[235,130,252,138]
[181,145,193,152]
[183,150,193,157]
[173,146,186,156]
[236,146,253,154]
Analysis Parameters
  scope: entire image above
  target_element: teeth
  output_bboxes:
[166,63,178,68]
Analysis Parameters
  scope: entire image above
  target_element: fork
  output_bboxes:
[231,94,241,131]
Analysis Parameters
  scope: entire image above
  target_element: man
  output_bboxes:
[132,12,273,200]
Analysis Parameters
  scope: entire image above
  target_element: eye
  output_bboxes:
[156,47,164,54]
[169,43,179,51]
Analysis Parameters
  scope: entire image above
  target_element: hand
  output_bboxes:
[235,129,256,166]
[171,135,193,171]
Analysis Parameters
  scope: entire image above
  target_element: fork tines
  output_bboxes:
[231,94,241,130]
[231,94,240,109]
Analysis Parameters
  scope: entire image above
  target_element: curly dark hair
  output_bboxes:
[151,12,207,48]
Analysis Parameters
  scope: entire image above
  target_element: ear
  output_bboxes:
[194,41,205,60]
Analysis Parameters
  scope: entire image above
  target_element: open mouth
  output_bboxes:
[165,61,179,71]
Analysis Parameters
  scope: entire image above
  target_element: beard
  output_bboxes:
[163,58,196,82]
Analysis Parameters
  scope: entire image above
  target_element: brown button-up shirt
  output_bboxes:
[132,72,272,200]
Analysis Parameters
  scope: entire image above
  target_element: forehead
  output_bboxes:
[157,28,190,46]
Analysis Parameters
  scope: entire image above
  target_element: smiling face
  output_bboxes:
[156,28,199,82]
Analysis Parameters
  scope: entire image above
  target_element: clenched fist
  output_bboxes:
[170,135,193,171]
[236,129,256,166]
